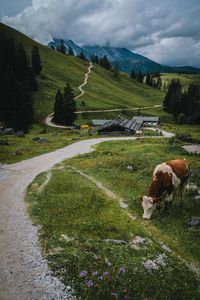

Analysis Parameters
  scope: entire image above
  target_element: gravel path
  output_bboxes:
[45,62,93,128]
[0,137,139,300]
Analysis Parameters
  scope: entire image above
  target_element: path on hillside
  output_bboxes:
[75,104,162,114]
[74,62,93,100]
[0,133,176,300]
[45,62,93,128]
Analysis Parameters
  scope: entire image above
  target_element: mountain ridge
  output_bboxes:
[48,38,200,74]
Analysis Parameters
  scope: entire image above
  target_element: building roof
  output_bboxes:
[132,116,159,123]
[91,119,112,126]
[98,117,142,132]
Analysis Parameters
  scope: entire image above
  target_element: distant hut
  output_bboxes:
[97,117,142,135]
[132,116,160,127]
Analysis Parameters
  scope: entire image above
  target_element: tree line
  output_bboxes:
[0,27,42,130]
[130,69,163,89]
[53,83,76,125]
[163,79,200,124]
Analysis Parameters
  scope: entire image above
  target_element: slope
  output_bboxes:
[0,23,89,121]
[1,23,166,122]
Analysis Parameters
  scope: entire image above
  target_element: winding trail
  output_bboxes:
[45,62,93,128]
[0,133,176,299]
[74,62,93,100]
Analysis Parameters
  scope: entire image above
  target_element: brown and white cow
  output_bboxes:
[140,159,189,220]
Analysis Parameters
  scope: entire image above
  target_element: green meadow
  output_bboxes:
[26,139,200,299]
[161,73,200,91]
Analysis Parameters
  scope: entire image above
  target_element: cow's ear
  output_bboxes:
[139,196,143,201]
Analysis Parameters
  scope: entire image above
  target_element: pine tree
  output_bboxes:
[156,76,162,90]
[100,55,112,70]
[0,28,35,130]
[146,72,151,86]
[94,55,99,64]
[137,71,144,83]
[68,46,74,56]
[78,51,86,61]
[113,61,119,78]
[53,89,64,124]
[163,79,182,113]
[57,40,66,54]
[130,69,136,79]
[31,45,42,75]
[63,82,77,125]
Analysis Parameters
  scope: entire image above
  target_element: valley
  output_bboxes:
[0,21,200,300]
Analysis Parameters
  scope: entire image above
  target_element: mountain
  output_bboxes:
[1,23,168,122]
[49,38,200,74]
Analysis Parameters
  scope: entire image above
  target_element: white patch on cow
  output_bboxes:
[153,163,181,189]
[141,196,156,220]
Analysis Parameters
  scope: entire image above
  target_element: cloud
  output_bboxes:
[1,0,200,66]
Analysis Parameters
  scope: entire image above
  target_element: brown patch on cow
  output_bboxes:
[148,171,174,201]
[166,159,189,185]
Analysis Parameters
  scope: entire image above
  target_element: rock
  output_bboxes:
[33,137,50,143]
[0,139,9,145]
[126,165,133,171]
[15,131,25,137]
[33,136,41,141]
[1,128,14,135]
[188,217,200,227]
[12,150,22,156]
[143,260,159,270]
[60,234,74,242]
[130,236,151,250]
[159,241,172,253]
[103,239,127,245]
[143,253,167,270]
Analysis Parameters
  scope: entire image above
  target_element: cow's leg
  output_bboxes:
[179,183,187,207]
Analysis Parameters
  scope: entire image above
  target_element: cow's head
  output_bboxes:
[139,196,157,220]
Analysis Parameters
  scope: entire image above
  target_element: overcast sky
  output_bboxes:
[1,0,200,67]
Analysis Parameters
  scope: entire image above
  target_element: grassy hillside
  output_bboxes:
[26,139,200,299]
[76,65,165,110]
[161,73,200,91]
[0,23,88,120]
[1,23,167,122]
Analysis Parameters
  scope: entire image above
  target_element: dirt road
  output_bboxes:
[0,137,139,300]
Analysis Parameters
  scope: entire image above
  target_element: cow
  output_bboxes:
[140,159,189,220]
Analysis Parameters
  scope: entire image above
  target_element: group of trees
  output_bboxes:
[130,69,163,89]
[53,83,76,125]
[0,28,42,130]
[163,79,200,124]
[145,72,162,89]
[130,69,144,83]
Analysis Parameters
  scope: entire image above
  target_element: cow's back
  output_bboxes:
[166,159,189,185]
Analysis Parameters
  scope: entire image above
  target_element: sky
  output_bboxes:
[1,0,200,67]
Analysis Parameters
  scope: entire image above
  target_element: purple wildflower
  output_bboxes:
[79,270,87,278]
[103,271,109,277]
[111,292,118,298]
[119,266,126,273]
[86,280,93,288]
[92,271,98,276]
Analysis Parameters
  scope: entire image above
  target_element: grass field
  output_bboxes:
[26,139,200,299]
[161,73,200,91]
